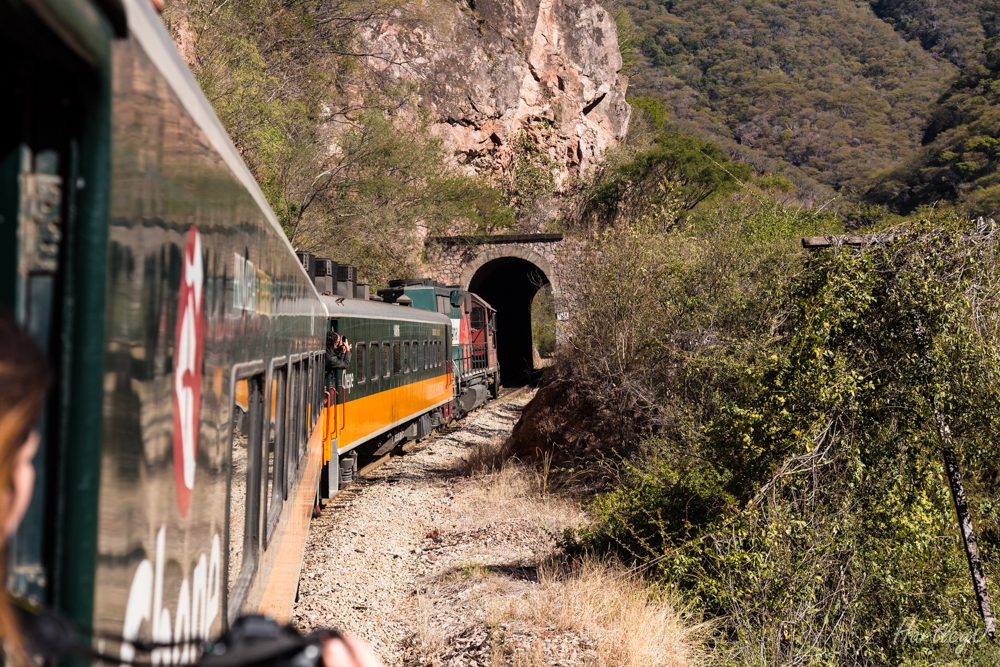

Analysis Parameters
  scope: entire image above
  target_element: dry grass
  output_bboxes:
[409,594,447,656]
[484,556,706,667]
[459,435,513,476]
[458,458,586,535]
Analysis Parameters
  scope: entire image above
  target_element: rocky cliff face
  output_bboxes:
[367,0,631,185]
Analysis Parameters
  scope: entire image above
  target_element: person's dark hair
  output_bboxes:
[0,312,49,665]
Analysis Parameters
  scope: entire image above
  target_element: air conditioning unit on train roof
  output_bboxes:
[336,264,356,298]
[314,258,337,295]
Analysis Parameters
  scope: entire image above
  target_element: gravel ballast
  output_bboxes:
[292,393,599,666]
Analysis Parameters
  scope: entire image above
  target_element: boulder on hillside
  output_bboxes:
[507,373,641,465]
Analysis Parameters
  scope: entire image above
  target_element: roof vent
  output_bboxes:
[296,251,315,280]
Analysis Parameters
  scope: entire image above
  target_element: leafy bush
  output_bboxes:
[562,191,837,442]
[565,215,1000,664]
[568,132,752,233]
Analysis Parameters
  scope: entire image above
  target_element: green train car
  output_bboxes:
[377,280,500,414]
[0,0,465,660]
[318,295,454,494]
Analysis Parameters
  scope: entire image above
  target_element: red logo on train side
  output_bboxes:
[173,227,204,517]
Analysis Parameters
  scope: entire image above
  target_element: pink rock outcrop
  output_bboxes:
[367,0,631,184]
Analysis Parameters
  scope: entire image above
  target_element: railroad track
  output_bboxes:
[321,384,533,510]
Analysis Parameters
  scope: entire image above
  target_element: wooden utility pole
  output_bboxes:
[936,410,996,637]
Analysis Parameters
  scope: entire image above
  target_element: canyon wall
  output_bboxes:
[367,0,631,185]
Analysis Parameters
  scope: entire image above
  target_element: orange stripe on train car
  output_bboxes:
[336,372,453,451]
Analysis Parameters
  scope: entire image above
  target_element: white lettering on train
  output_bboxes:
[120,526,221,666]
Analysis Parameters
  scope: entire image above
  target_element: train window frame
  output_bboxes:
[226,360,267,627]
[393,342,401,376]
[471,305,485,331]
[264,358,288,546]
[411,340,418,373]
[308,354,317,432]
[382,342,391,378]
[299,356,310,462]
[356,344,366,384]
[402,341,410,374]
[370,341,379,382]
[284,355,304,492]
[311,352,321,431]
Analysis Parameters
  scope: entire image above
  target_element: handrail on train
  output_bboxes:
[455,342,490,375]
[339,382,346,434]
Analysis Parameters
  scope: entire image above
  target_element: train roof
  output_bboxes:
[470,292,495,312]
[319,295,452,325]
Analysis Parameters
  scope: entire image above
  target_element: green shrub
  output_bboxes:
[566,215,1000,664]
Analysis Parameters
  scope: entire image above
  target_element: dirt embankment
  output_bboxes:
[292,394,699,667]
[506,375,646,465]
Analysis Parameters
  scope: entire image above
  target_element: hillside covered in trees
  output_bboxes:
[863,3,1000,217]
[621,0,1000,217]
[623,0,957,198]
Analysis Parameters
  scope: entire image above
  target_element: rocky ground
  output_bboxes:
[292,393,696,667]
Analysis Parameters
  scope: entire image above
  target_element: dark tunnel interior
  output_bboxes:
[468,257,549,387]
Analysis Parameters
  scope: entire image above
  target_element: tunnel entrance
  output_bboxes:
[468,257,550,387]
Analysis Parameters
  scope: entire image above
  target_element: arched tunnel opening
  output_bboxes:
[468,257,550,387]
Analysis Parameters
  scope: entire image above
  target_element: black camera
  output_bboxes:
[198,616,332,667]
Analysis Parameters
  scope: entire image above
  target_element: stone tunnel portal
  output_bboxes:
[467,256,549,387]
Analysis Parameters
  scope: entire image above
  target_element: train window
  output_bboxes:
[436,295,450,314]
[356,344,366,384]
[402,342,410,373]
[471,305,486,331]
[370,341,379,381]
[309,355,316,428]
[265,363,287,543]
[299,359,309,461]
[284,361,297,489]
[382,343,391,378]
[306,356,314,432]
[411,341,418,372]
[393,342,401,375]
[422,341,427,370]
[286,359,302,481]
[314,354,322,428]
[228,363,266,623]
